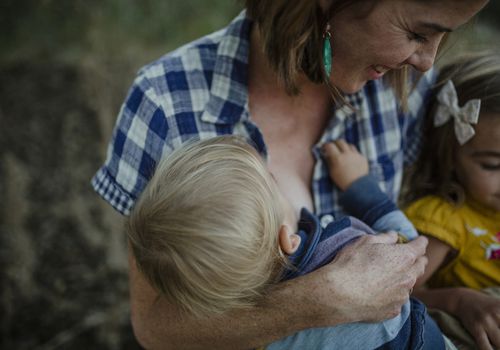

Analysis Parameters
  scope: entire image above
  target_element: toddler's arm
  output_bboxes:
[323,140,418,240]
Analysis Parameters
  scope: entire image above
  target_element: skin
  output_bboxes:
[324,127,500,350]
[413,114,500,350]
[455,113,500,212]
[325,0,489,93]
[322,139,369,191]
[129,0,488,348]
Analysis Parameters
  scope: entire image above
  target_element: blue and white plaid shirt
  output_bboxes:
[92,10,436,221]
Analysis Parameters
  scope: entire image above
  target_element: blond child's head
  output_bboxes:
[127,135,300,317]
[405,51,500,210]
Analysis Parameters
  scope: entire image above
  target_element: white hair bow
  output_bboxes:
[434,80,481,145]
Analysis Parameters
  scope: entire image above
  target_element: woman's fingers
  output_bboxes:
[367,231,399,244]
[405,235,429,257]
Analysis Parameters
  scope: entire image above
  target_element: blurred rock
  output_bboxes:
[0,61,141,349]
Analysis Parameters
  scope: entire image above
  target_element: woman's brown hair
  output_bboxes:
[245,0,412,105]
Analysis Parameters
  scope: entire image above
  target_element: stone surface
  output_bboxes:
[0,61,141,349]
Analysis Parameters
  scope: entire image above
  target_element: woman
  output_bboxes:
[92,0,488,348]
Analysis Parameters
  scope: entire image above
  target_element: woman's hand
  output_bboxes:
[301,232,428,325]
[454,288,500,350]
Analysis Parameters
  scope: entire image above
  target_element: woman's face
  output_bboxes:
[326,0,488,93]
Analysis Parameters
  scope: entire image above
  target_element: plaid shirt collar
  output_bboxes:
[199,11,365,126]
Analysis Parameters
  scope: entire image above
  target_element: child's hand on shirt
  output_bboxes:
[322,139,369,191]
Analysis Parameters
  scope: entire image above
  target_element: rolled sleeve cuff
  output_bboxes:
[339,175,397,226]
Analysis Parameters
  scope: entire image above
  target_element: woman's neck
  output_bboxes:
[248,24,318,96]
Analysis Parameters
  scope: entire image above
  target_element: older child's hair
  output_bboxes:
[127,136,286,317]
[245,0,418,107]
[404,51,500,205]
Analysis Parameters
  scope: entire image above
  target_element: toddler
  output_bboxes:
[401,52,500,350]
[128,135,444,349]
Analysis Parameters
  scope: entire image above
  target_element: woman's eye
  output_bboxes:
[408,31,428,44]
[480,163,500,171]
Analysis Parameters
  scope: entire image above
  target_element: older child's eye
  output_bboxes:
[408,31,428,44]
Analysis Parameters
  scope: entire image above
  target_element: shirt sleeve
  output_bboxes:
[339,175,418,239]
[91,72,172,216]
[404,196,463,250]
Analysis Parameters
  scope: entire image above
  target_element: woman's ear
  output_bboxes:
[278,225,301,255]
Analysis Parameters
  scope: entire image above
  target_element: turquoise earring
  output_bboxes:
[323,23,332,77]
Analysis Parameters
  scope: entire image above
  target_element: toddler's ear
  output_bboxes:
[278,225,301,255]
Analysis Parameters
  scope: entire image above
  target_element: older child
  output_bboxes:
[402,52,500,350]
[127,135,444,349]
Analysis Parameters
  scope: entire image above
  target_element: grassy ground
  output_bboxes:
[0,2,498,349]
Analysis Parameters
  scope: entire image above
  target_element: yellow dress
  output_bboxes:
[405,195,500,289]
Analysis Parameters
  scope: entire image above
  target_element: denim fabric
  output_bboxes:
[376,298,445,350]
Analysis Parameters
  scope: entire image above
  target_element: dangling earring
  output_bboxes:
[323,23,332,77]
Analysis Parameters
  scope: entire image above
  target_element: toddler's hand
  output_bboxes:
[322,140,369,191]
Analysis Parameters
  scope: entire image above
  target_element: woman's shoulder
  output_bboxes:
[140,30,223,80]
[137,10,249,87]
[122,10,250,125]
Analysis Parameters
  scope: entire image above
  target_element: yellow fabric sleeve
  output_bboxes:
[404,196,464,251]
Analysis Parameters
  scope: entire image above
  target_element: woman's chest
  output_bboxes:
[240,83,408,216]
[253,113,327,213]
[248,87,331,212]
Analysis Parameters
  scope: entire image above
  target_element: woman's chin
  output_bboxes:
[335,80,367,95]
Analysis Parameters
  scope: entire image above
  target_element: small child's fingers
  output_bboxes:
[322,142,340,159]
[349,143,358,152]
[334,139,351,153]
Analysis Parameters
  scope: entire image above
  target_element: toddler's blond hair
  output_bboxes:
[127,136,286,317]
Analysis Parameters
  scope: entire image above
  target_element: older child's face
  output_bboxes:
[455,114,500,212]
[327,0,488,93]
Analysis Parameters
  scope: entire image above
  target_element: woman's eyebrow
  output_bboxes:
[417,22,453,33]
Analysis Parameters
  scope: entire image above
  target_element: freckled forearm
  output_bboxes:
[130,265,319,349]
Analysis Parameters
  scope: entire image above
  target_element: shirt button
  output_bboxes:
[320,214,334,228]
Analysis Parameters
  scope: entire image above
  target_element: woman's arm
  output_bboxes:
[129,233,428,349]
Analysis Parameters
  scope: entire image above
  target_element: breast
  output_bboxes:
[267,148,315,214]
